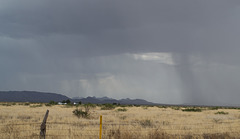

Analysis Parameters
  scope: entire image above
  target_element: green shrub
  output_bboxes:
[62,99,71,104]
[124,104,134,107]
[117,108,127,112]
[215,111,229,115]
[84,103,96,108]
[171,107,180,110]
[182,108,202,112]
[45,103,52,106]
[73,108,90,118]
[119,105,127,107]
[208,107,220,110]
[10,102,16,105]
[45,101,58,107]
[73,103,96,118]
[101,104,115,110]
[0,103,12,106]
[49,101,57,105]
[157,105,168,108]
[66,99,71,104]
[134,105,141,107]
[112,103,119,105]
[24,102,30,106]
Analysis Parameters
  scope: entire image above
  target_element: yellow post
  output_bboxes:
[99,115,102,139]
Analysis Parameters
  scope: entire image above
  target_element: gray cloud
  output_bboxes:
[1,0,240,105]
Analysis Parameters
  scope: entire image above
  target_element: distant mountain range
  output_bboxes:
[0,91,156,105]
[72,96,156,105]
[0,91,69,103]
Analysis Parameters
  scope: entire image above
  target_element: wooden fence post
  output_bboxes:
[40,110,49,139]
[99,115,102,139]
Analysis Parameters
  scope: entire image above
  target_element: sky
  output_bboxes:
[1,0,240,105]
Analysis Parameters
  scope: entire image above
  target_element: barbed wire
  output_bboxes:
[1,118,240,126]
[46,128,99,131]
[1,120,240,138]
[1,121,240,127]
[1,126,239,134]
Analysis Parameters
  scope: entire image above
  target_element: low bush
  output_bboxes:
[73,108,89,118]
[157,105,168,108]
[84,103,96,108]
[117,108,127,112]
[215,111,229,115]
[45,103,52,106]
[119,105,127,107]
[101,104,115,110]
[171,107,180,110]
[142,106,148,110]
[208,107,220,110]
[73,103,94,118]
[0,103,12,106]
[139,119,153,128]
[182,108,202,112]
[49,101,58,105]
[24,102,30,106]
[62,99,71,104]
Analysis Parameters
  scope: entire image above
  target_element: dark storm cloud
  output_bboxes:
[1,0,240,105]
[1,0,240,55]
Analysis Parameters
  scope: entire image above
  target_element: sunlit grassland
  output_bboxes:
[0,102,240,138]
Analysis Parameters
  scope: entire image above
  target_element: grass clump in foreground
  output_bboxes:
[139,119,153,128]
[215,111,229,115]
[73,108,90,118]
[73,104,95,118]
[182,107,202,112]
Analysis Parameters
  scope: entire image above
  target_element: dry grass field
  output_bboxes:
[0,103,240,139]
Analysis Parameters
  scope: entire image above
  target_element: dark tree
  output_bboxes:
[66,99,71,104]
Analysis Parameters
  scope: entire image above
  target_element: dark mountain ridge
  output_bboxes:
[0,91,156,105]
[0,91,69,103]
[72,96,156,105]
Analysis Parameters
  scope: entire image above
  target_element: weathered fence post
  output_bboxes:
[99,115,102,139]
[40,110,49,139]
